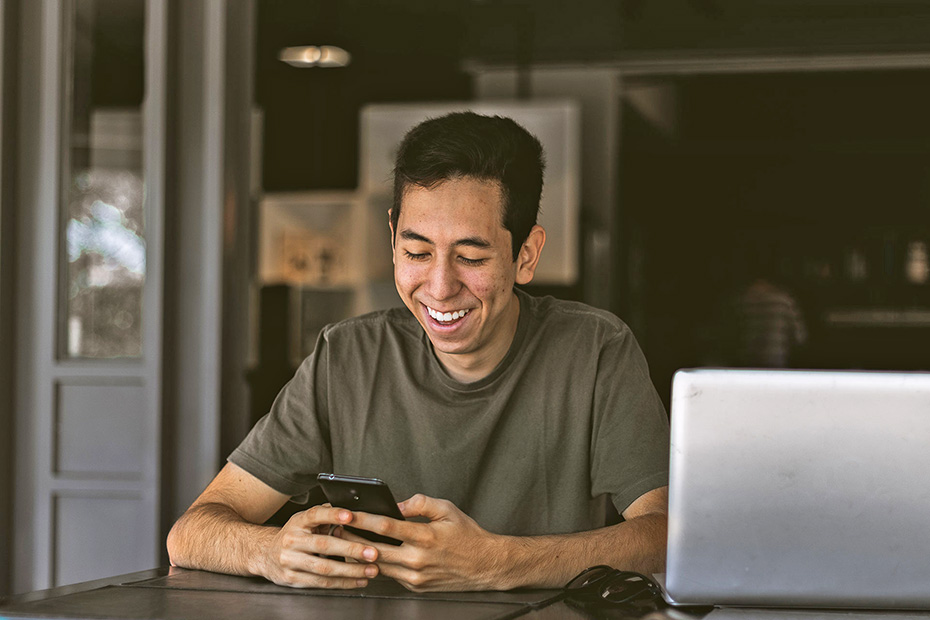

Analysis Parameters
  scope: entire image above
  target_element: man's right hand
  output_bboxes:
[167,463,381,590]
[257,505,381,589]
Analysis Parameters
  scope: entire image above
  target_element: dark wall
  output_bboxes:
[622,70,930,407]
[257,0,930,193]
[256,1,472,191]
[456,0,930,63]
[77,0,930,194]
[616,0,930,56]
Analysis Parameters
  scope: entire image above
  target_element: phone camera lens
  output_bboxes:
[353,495,360,501]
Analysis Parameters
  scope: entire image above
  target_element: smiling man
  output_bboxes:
[392,175,536,383]
[167,112,670,592]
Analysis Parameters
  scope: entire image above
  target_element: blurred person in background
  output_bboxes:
[703,249,807,368]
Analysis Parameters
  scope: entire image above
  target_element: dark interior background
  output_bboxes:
[256,0,930,193]
[252,1,930,412]
[620,70,930,404]
[88,0,930,412]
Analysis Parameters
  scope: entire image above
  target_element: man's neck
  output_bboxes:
[436,293,521,384]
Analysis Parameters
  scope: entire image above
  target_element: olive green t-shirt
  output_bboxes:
[230,288,669,536]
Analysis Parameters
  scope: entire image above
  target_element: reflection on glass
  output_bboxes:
[63,0,145,358]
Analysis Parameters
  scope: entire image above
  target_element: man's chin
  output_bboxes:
[425,327,482,359]
[426,334,471,356]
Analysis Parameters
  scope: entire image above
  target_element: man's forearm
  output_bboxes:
[166,502,277,578]
[497,512,668,589]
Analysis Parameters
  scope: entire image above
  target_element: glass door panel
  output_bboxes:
[62,0,145,358]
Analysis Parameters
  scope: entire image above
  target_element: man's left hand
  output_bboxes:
[344,493,510,592]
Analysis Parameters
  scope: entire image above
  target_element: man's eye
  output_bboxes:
[404,251,429,261]
[459,256,487,267]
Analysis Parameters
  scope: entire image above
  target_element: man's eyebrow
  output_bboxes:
[400,230,432,244]
[453,236,492,249]
[399,229,492,250]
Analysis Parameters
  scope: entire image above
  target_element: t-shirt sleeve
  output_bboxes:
[590,328,670,514]
[228,334,333,504]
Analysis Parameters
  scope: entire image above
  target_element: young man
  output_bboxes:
[167,112,670,592]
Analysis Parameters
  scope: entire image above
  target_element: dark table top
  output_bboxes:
[0,567,696,620]
[7,568,930,620]
[11,569,923,619]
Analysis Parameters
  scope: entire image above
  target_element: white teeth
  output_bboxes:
[428,307,470,322]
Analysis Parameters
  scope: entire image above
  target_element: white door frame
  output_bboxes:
[12,0,167,593]
[5,0,253,595]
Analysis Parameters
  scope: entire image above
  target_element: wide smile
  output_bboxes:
[425,305,471,327]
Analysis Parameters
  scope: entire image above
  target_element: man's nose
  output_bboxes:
[426,258,460,300]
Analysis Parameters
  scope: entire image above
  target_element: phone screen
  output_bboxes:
[316,473,405,545]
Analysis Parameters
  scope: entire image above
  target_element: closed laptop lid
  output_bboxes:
[665,368,930,610]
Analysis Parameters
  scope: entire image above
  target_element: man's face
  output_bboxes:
[392,176,541,382]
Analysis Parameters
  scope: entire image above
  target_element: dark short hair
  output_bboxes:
[392,111,545,260]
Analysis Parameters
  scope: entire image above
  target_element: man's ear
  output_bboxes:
[515,225,546,285]
[388,208,396,262]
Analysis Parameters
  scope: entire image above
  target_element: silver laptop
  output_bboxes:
[664,368,930,610]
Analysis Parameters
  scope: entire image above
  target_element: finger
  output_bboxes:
[333,527,370,544]
[310,523,338,536]
[273,574,370,589]
[331,528,393,565]
[269,562,373,590]
[333,524,405,554]
[281,548,380,581]
[397,493,455,521]
[292,505,355,531]
[366,540,415,567]
[375,562,432,592]
[281,531,379,564]
[349,511,423,544]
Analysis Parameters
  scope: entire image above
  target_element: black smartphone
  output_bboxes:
[316,473,405,546]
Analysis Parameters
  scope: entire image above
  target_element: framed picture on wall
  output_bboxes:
[258,191,362,288]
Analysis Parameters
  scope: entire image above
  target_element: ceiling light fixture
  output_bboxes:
[279,46,352,68]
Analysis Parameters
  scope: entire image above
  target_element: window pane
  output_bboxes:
[63,0,145,358]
